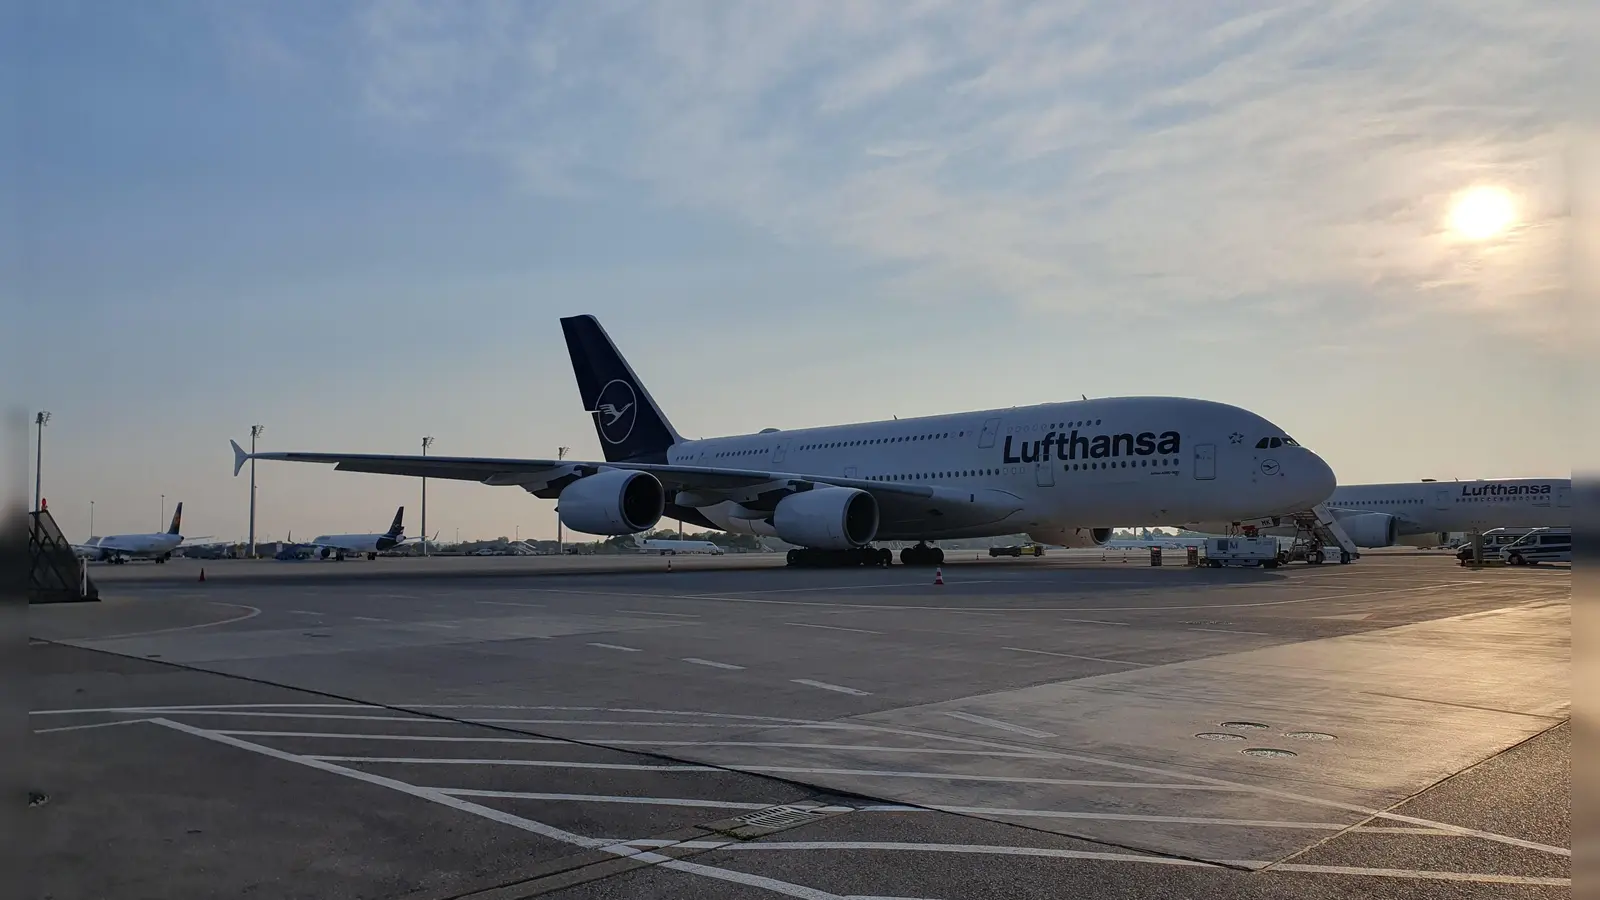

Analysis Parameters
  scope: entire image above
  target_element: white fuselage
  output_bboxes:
[1327,479,1571,535]
[1192,477,1571,542]
[310,533,402,554]
[83,532,184,560]
[666,397,1335,542]
[638,539,724,555]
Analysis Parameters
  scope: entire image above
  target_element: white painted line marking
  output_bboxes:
[1185,627,1270,636]
[32,703,380,716]
[792,679,873,696]
[588,643,641,652]
[475,600,544,608]
[942,712,1054,739]
[621,610,701,618]
[310,756,716,771]
[626,840,1218,869]
[220,731,566,745]
[289,610,322,616]
[147,719,608,848]
[621,842,1569,885]
[785,623,884,635]
[352,616,389,623]
[861,805,1372,831]
[734,766,1249,790]
[1231,861,1569,886]
[72,709,430,722]
[378,594,421,600]
[82,603,262,640]
[34,718,153,734]
[1003,647,1147,667]
[683,657,746,670]
[435,789,772,810]
[417,622,460,629]
[666,582,1468,613]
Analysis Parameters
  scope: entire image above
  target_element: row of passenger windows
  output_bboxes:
[802,432,953,451]
[864,458,1181,482]
[1348,499,1421,505]
[716,448,770,458]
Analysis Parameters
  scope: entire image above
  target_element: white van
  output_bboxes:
[1499,527,1571,566]
[1455,527,1536,565]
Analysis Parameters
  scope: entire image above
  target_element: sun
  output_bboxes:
[1448,186,1515,240]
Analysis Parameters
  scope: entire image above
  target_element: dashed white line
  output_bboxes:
[310,756,716,771]
[785,623,884,635]
[683,657,746,670]
[222,731,566,745]
[352,616,389,623]
[1003,647,1148,667]
[792,679,874,696]
[942,711,1054,739]
[475,600,545,608]
[289,610,322,616]
[621,610,701,618]
[588,643,642,652]
[1185,627,1270,636]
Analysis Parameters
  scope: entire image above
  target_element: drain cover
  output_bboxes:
[1195,732,1246,742]
[1220,721,1270,730]
[1242,747,1298,759]
[1283,731,1336,741]
[734,805,832,831]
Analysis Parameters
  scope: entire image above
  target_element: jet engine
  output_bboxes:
[773,488,879,550]
[1335,512,1399,548]
[557,469,664,536]
[1048,527,1114,549]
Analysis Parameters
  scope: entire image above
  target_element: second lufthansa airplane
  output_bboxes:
[233,315,1336,567]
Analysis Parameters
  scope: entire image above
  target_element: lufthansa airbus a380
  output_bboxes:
[1196,477,1572,548]
[232,315,1336,567]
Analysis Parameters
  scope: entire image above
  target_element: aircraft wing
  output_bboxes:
[231,441,947,509]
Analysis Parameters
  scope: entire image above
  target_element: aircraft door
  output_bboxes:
[1433,488,1453,511]
[772,438,790,465]
[977,418,1001,449]
[1559,486,1571,508]
[1193,444,1216,480]
[1035,460,1055,488]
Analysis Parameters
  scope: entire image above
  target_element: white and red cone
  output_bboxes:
[933,567,944,585]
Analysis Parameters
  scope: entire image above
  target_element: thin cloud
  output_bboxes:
[343,0,1572,339]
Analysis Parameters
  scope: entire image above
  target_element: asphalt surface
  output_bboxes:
[30,552,1571,899]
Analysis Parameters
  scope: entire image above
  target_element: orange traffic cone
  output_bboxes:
[198,568,206,582]
[933,567,944,585]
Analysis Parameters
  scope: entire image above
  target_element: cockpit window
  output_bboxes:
[1257,436,1297,449]
[1255,438,1270,449]
[1269,437,1283,448]
[1283,436,1299,446]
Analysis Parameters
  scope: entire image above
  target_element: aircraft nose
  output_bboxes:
[1296,448,1337,508]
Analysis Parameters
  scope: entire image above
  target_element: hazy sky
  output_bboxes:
[12,1,1574,543]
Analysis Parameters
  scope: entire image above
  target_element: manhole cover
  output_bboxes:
[1195,732,1246,742]
[734,805,830,830]
[1283,731,1336,741]
[1242,747,1298,759]
[1220,721,1270,730]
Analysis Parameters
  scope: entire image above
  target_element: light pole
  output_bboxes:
[556,446,570,555]
[89,500,94,539]
[33,411,50,512]
[248,424,264,558]
[161,494,166,530]
[421,436,434,556]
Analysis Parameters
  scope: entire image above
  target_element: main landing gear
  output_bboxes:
[899,543,944,567]
[786,547,893,568]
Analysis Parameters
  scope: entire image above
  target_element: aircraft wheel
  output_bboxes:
[368,552,377,561]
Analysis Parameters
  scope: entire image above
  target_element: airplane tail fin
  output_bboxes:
[168,502,183,535]
[387,506,405,537]
[560,314,681,463]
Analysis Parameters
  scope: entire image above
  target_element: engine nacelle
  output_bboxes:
[1046,527,1114,549]
[1336,512,1399,548]
[557,469,664,536]
[773,488,879,550]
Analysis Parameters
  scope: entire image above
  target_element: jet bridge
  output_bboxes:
[28,509,98,602]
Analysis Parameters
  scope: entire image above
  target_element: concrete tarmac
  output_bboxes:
[30,553,1570,898]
